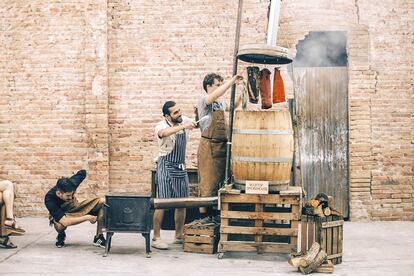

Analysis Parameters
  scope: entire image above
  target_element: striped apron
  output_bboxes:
[157,130,189,198]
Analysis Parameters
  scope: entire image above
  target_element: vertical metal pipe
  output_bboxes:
[224,0,243,185]
[266,0,281,46]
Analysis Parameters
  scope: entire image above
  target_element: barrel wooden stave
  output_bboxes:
[232,110,294,192]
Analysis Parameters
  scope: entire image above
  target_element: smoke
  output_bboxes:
[293,31,348,67]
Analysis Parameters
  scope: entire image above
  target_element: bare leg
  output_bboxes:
[199,207,206,214]
[0,180,15,224]
[174,208,186,239]
[96,206,104,235]
[54,222,67,233]
[152,209,164,240]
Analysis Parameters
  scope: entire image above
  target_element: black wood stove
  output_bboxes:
[104,194,152,257]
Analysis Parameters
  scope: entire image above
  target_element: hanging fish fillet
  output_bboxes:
[240,81,248,110]
[246,66,260,104]
[273,67,285,103]
[259,68,272,109]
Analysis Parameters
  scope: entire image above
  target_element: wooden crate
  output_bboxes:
[184,223,220,254]
[218,186,302,257]
[301,215,343,264]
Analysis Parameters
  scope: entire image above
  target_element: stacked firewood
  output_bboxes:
[288,242,334,274]
[302,193,343,218]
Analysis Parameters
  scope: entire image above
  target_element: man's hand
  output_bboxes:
[234,74,244,85]
[87,215,97,224]
[183,120,197,130]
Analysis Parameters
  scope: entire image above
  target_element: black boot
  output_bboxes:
[55,231,66,248]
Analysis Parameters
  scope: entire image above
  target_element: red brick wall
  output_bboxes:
[107,0,269,194]
[1,0,412,220]
[0,1,109,215]
[277,0,413,220]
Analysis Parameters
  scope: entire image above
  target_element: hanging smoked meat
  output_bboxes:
[273,67,285,103]
[246,66,260,104]
[259,68,272,109]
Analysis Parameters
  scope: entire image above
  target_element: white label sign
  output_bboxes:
[245,180,269,194]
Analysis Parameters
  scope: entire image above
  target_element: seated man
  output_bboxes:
[0,181,23,249]
[0,180,25,236]
[44,170,106,248]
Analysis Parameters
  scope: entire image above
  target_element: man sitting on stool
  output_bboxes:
[44,169,106,248]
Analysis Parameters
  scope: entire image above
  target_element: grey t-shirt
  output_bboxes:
[197,95,227,132]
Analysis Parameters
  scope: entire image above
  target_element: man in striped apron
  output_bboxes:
[153,101,196,250]
[197,73,244,218]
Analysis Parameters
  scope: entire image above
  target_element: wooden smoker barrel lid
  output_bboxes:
[237,43,293,65]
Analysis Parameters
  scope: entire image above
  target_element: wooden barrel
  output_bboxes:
[231,110,294,192]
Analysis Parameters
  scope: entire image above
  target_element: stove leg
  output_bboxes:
[142,233,151,258]
[104,232,114,257]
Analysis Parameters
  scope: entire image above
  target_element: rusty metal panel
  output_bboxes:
[293,67,349,218]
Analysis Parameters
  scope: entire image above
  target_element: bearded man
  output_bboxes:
[152,101,196,250]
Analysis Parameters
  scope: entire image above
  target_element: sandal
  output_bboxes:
[4,218,26,235]
[0,236,17,249]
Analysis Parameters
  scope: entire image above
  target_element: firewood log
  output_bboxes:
[309,199,320,208]
[327,196,334,209]
[299,249,328,274]
[323,207,331,216]
[314,205,325,217]
[288,251,306,267]
[315,260,334,273]
[330,208,343,217]
[300,242,321,267]
[326,196,343,217]
[288,242,320,268]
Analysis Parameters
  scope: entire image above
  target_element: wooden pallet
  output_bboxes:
[184,223,219,254]
[218,186,302,257]
[301,215,343,265]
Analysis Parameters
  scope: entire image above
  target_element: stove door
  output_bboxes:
[105,195,151,232]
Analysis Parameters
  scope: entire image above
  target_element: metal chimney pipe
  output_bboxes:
[266,0,281,46]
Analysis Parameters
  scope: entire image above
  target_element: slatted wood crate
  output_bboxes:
[183,223,220,254]
[218,186,302,257]
[301,215,343,264]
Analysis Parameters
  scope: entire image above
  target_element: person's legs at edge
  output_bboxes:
[96,205,104,236]
[152,209,168,249]
[174,208,186,243]
[53,221,67,248]
[92,205,107,248]
[0,181,15,224]
[0,180,24,231]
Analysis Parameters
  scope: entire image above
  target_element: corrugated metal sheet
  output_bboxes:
[294,67,349,217]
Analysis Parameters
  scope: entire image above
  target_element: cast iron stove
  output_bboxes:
[104,194,152,257]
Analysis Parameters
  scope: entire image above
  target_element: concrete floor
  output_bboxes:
[0,218,413,275]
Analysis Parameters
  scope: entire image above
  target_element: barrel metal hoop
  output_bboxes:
[233,178,290,185]
[232,156,291,163]
[233,129,293,135]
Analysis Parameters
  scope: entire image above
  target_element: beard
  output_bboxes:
[172,115,183,124]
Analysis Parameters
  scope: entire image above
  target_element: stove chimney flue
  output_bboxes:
[267,0,281,46]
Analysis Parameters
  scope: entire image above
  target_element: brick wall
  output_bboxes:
[0,1,110,215]
[0,0,412,220]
